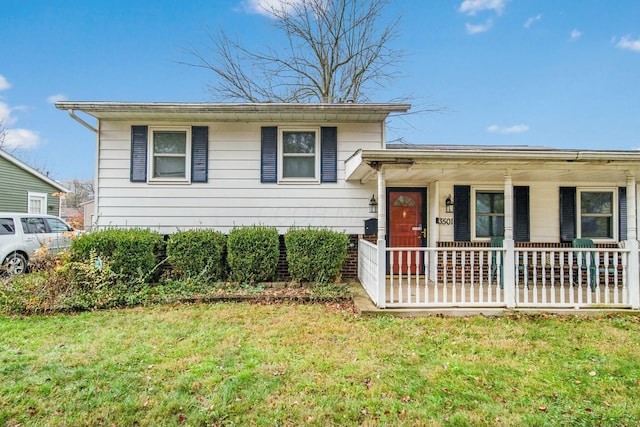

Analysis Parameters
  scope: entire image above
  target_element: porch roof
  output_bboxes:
[345,144,640,183]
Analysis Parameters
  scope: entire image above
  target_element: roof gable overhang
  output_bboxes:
[0,149,69,193]
[55,102,411,123]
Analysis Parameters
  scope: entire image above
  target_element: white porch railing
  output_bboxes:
[357,239,380,304]
[358,239,638,310]
[513,247,630,308]
[386,246,506,308]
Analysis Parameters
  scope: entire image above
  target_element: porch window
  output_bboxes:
[475,190,504,238]
[578,190,614,239]
[150,128,191,181]
[279,129,319,181]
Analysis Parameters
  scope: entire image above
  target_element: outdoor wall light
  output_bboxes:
[369,194,378,214]
[445,194,454,213]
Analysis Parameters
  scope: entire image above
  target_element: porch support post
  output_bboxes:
[626,173,639,309]
[376,165,386,308]
[504,169,514,240]
[503,171,516,308]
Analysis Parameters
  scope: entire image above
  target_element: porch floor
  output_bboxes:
[350,282,638,318]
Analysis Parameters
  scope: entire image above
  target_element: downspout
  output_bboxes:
[92,119,101,230]
[67,109,97,133]
[64,109,99,230]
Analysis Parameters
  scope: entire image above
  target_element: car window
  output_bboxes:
[21,217,48,234]
[46,217,71,233]
[0,218,15,235]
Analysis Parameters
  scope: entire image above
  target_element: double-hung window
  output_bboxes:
[149,127,191,181]
[279,129,319,181]
[28,192,47,214]
[578,189,615,239]
[474,190,504,238]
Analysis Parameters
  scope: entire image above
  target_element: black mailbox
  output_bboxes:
[364,218,378,235]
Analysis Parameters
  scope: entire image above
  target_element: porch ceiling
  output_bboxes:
[345,147,640,184]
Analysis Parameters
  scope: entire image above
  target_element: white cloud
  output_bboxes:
[617,35,640,52]
[3,128,41,150]
[487,124,530,134]
[0,101,40,150]
[47,94,67,104]
[243,0,302,16]
[0,75,10,91]
[465,20,493,35]
[0,102,18,126]
[570,29,582,41]
[459,0,508,16]
[524,14,542,29]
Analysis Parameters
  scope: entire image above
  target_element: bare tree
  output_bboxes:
[0,119,7,150]
[62,179,95,208]
[186,0,403,103]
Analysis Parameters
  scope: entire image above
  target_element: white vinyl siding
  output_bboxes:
[95,121,382,234]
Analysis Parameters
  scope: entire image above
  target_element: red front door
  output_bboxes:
[387,188,427,274]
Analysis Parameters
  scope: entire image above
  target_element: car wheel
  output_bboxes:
[3,253,28,275]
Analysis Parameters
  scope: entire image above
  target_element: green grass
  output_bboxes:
[1,304,640,426]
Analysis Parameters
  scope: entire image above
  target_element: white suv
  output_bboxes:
[0,213,78,275]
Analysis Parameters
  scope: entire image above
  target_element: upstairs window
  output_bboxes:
[281,130,318,180]
[261,126,337,184]
[130,126,208,184]
[150,128,190,181]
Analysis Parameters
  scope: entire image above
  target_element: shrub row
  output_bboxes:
[69,226,349,285]
[70,228,165,289]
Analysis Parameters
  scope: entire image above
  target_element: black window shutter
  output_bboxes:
[191,126,208,183]
[261,126,277,183]
[619,187,627,241]
[453,185,471,241]
[559,187,576,243]
[320,127,337,183]
[130,126,148,182]
[513,186,530,242]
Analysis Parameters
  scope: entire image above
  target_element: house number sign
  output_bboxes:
[435,217,453,225]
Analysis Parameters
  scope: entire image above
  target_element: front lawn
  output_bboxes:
[1,303,640,426]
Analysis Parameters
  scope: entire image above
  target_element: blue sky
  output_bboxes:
[1,0,639,181]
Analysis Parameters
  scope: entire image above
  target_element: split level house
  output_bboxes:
[56,101,640,311]
[0,149,68,216]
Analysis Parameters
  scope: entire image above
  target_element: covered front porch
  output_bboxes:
[348,145,640,311]
[358,240,636,309]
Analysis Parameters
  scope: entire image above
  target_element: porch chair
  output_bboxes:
[572,238,597,291]
[491,236,527,288]
[490,236,504,288]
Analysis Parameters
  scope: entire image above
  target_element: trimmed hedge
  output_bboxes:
[285,228,349,283]
[166,230,227,281]
[70,229,165,286]
[227,226,279,283]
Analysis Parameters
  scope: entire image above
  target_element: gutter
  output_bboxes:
[67,109,97,133]
[359,148,640,163]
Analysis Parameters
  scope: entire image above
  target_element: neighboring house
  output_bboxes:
[79,199,95,231]
[56,102,640,312]
[0,149,69,216]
